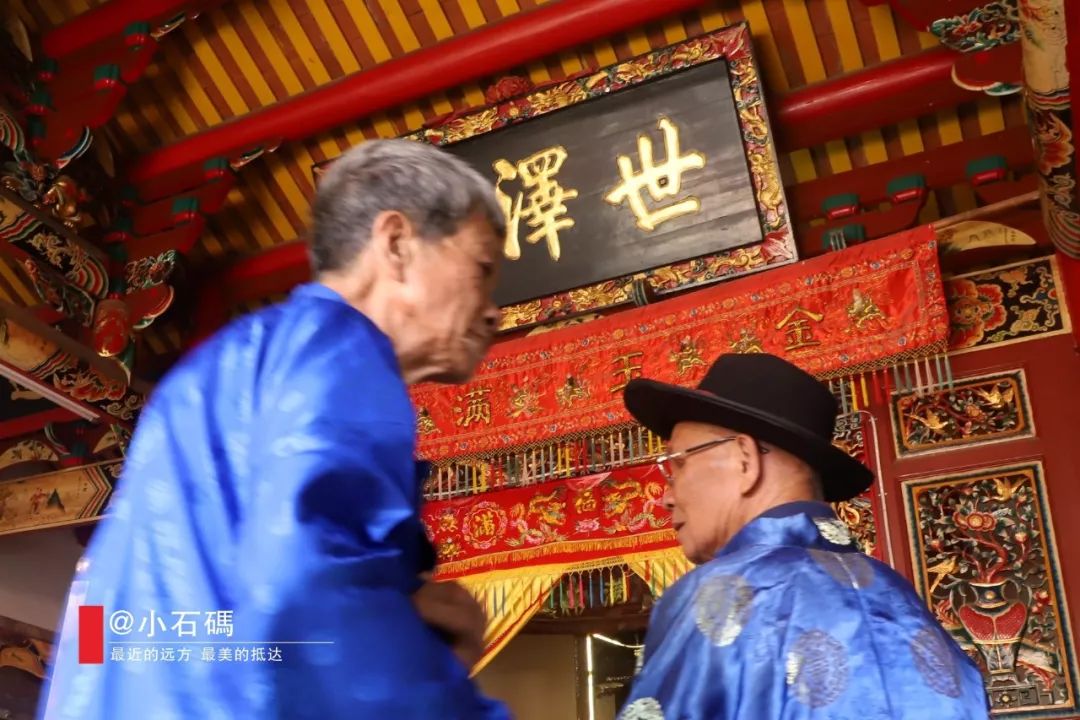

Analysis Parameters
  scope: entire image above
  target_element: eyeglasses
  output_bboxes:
[655,436,769,481]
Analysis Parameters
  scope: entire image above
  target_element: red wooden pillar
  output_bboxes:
[1064,0,1080,349]
[1059,253,1080,351]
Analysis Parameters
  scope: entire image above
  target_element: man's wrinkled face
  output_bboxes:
[407,213,502,383]
[662,422,744,564]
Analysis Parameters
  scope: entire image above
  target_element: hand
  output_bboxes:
[413,576,487,670]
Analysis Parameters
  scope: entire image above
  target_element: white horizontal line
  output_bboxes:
[108,641,335,645]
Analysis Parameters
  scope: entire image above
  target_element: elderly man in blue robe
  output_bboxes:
[40,140,511,718]
[617,353,990,719]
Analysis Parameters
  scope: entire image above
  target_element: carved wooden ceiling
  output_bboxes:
[0,0,1049,448]
[10,0,1022,277]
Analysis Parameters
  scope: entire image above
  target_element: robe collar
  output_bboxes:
[715,500,855,559]
[291,281,400,371]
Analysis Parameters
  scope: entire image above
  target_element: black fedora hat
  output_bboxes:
[623,353,873,502]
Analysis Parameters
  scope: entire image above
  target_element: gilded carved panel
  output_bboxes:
[946,257,1070,353]
[891,369,1034,457]
[903,462,1078,717]
[830,412,880,559]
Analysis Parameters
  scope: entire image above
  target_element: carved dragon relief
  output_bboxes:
[0,314,143,422]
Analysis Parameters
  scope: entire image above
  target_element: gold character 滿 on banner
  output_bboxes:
[455,388,493,428]
[605,116,706,232]
[494,146,579,262]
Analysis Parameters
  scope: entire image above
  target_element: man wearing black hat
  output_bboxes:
[616,353,990,719]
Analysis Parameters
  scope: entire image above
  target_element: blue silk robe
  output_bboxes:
[39,283,510,720]
[619,502,991,720]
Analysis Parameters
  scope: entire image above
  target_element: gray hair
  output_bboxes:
[309,139,506,274]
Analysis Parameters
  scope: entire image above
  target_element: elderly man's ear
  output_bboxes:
[733,435,764,495]
[371,210,414,278]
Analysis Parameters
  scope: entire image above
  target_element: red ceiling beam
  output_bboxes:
[41,0,224,58]
[0,408,79,441]
[772,47,972,150]
[131,31,971,203]
[788,126,1033,223]
[189,242,311,349]
[126,0,715,201]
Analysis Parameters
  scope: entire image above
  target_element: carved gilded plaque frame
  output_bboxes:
[314,22,796,332]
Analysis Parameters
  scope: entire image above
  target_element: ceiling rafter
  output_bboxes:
[7,0,1035,362]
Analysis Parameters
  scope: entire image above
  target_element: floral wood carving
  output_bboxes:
[903,462,1079,717]
[829,412,879,559]
[946,256,1070,352]
[891,369,1034,457]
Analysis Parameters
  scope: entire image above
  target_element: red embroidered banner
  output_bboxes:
[422,465,675,579]
[412,226,947,459]
[422,416,884,580]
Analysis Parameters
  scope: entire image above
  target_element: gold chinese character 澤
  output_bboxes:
[610,352,644,394]
[455,388,493,428]
[494,146,579,262]
[604,116,706,232]
[776,307,825,351]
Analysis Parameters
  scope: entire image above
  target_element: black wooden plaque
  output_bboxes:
[443,62,761,307]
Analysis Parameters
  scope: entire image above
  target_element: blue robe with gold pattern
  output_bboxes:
[619,502,991,719]
[39,283,510,720]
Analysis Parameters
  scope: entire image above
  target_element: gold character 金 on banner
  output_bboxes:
[604,116,706,232]
[610,352,645,394]
[493,146,579,262]
[455,388,493,428]
[776,307,824,351]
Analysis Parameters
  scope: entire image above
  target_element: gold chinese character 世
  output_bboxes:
[494,146,578,262]
[776,307,825,351]
[604,116,706,231]
[455,388,493,428]
[610,352,644,394]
